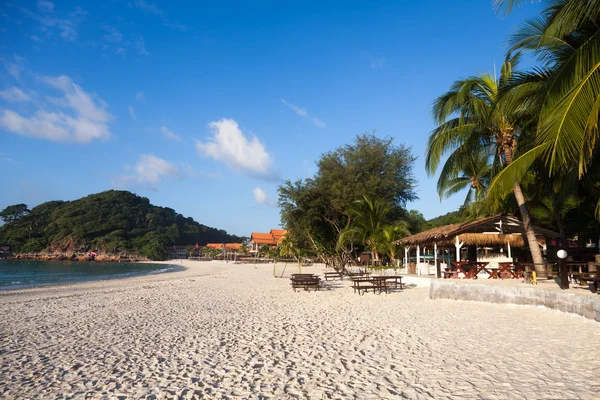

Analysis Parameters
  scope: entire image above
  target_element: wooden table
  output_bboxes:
[498,262,521,279]
[485,268,500,279]
[451,262,489,279]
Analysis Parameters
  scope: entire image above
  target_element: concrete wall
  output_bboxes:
[430,280,600,323]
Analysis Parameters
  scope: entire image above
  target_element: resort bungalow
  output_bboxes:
[249,229,287,254]
[398,215,559,278]
[205,243,246,260]
[167,245,189,260]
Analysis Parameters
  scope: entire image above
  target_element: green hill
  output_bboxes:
[426,209,465,229]
[0,190,244,260]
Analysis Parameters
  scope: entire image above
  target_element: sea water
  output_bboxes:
[0,259,175,290]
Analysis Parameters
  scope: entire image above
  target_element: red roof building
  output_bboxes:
[249,229,287,252]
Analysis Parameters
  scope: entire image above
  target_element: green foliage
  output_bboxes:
[0,204,30,224]
[0,190,243,260]
[20,238,47,253]
[185,245,196,257]
[488,0,600,217]
[279,134,417,265]
[338,196,391,261]
[426,210,466,228]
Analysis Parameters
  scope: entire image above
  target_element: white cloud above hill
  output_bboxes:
[113,154,181,190]
[196,118,277,180]
[253,187,276,206]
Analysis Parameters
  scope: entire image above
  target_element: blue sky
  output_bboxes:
[0,0,542,236]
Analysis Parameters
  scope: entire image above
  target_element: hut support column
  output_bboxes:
[454,236,464,262]
[416,245,421,275]
[435,242,440,278]
[507,241,512,259]
[404,246,409,269]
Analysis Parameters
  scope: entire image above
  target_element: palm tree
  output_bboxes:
[437,149,493,206]
[380,224,411,267]
[239,242,249,256]
[338,196,390,265]
[260,244,270,257]
[279,233,302,273]
[426,55,546,271]
[488,0,600,218]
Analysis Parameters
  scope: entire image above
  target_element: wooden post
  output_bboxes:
[507,241,512,259]
[416,245,421,275]
[435,242,441,278]
[454,236,464,262]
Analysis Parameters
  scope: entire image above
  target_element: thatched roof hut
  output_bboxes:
[399,215,558,247]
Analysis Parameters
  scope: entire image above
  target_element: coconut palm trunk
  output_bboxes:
[503,146,545,274]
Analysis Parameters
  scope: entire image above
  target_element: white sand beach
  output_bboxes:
[1,260,599,399]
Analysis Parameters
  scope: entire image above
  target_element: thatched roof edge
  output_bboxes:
[399,215,558,246]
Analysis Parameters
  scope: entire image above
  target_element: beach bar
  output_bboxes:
[398,215,560,278]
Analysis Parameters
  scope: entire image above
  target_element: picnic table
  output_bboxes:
[290,274,321,292]
[449,261,490,279]
[496,262,524,279]
[352,276,404,295]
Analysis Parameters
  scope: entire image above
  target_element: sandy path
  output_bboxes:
[0,261,598,399]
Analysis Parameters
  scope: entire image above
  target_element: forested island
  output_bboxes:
[0,190,244,260]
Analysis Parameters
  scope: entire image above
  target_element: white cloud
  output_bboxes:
[22,6,81,42]
[44,75,111,123]
[132,0,164,16]
[160,126,181,141]
[281,99,307,117]
[103,25,123,43]
[135,91,145,100]
[196,118,276,179]
[370,56,386,69]
[311,117,326,128]
[132,0,186,31]
[37,0,55,13]
[113,154,180,189]
[0,75,112,143]
[134,37,149,55]
[128,106,136,120]
[363,52,386,69]
[253,187,276,206]
[0,87,31,102]
[4,54,26,81]
[281,99,326,128]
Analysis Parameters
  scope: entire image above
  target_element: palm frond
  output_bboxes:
[537,30,600,175]
[486,143,551,201]
[425,121,478,175]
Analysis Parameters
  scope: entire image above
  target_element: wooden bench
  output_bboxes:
[379,276,404,292]
[443,269,458,279]
[290,275,321,292]
[324,271,343,280]
[352,278,377,295]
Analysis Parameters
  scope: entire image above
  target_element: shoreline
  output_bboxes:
[0,259,195,298]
